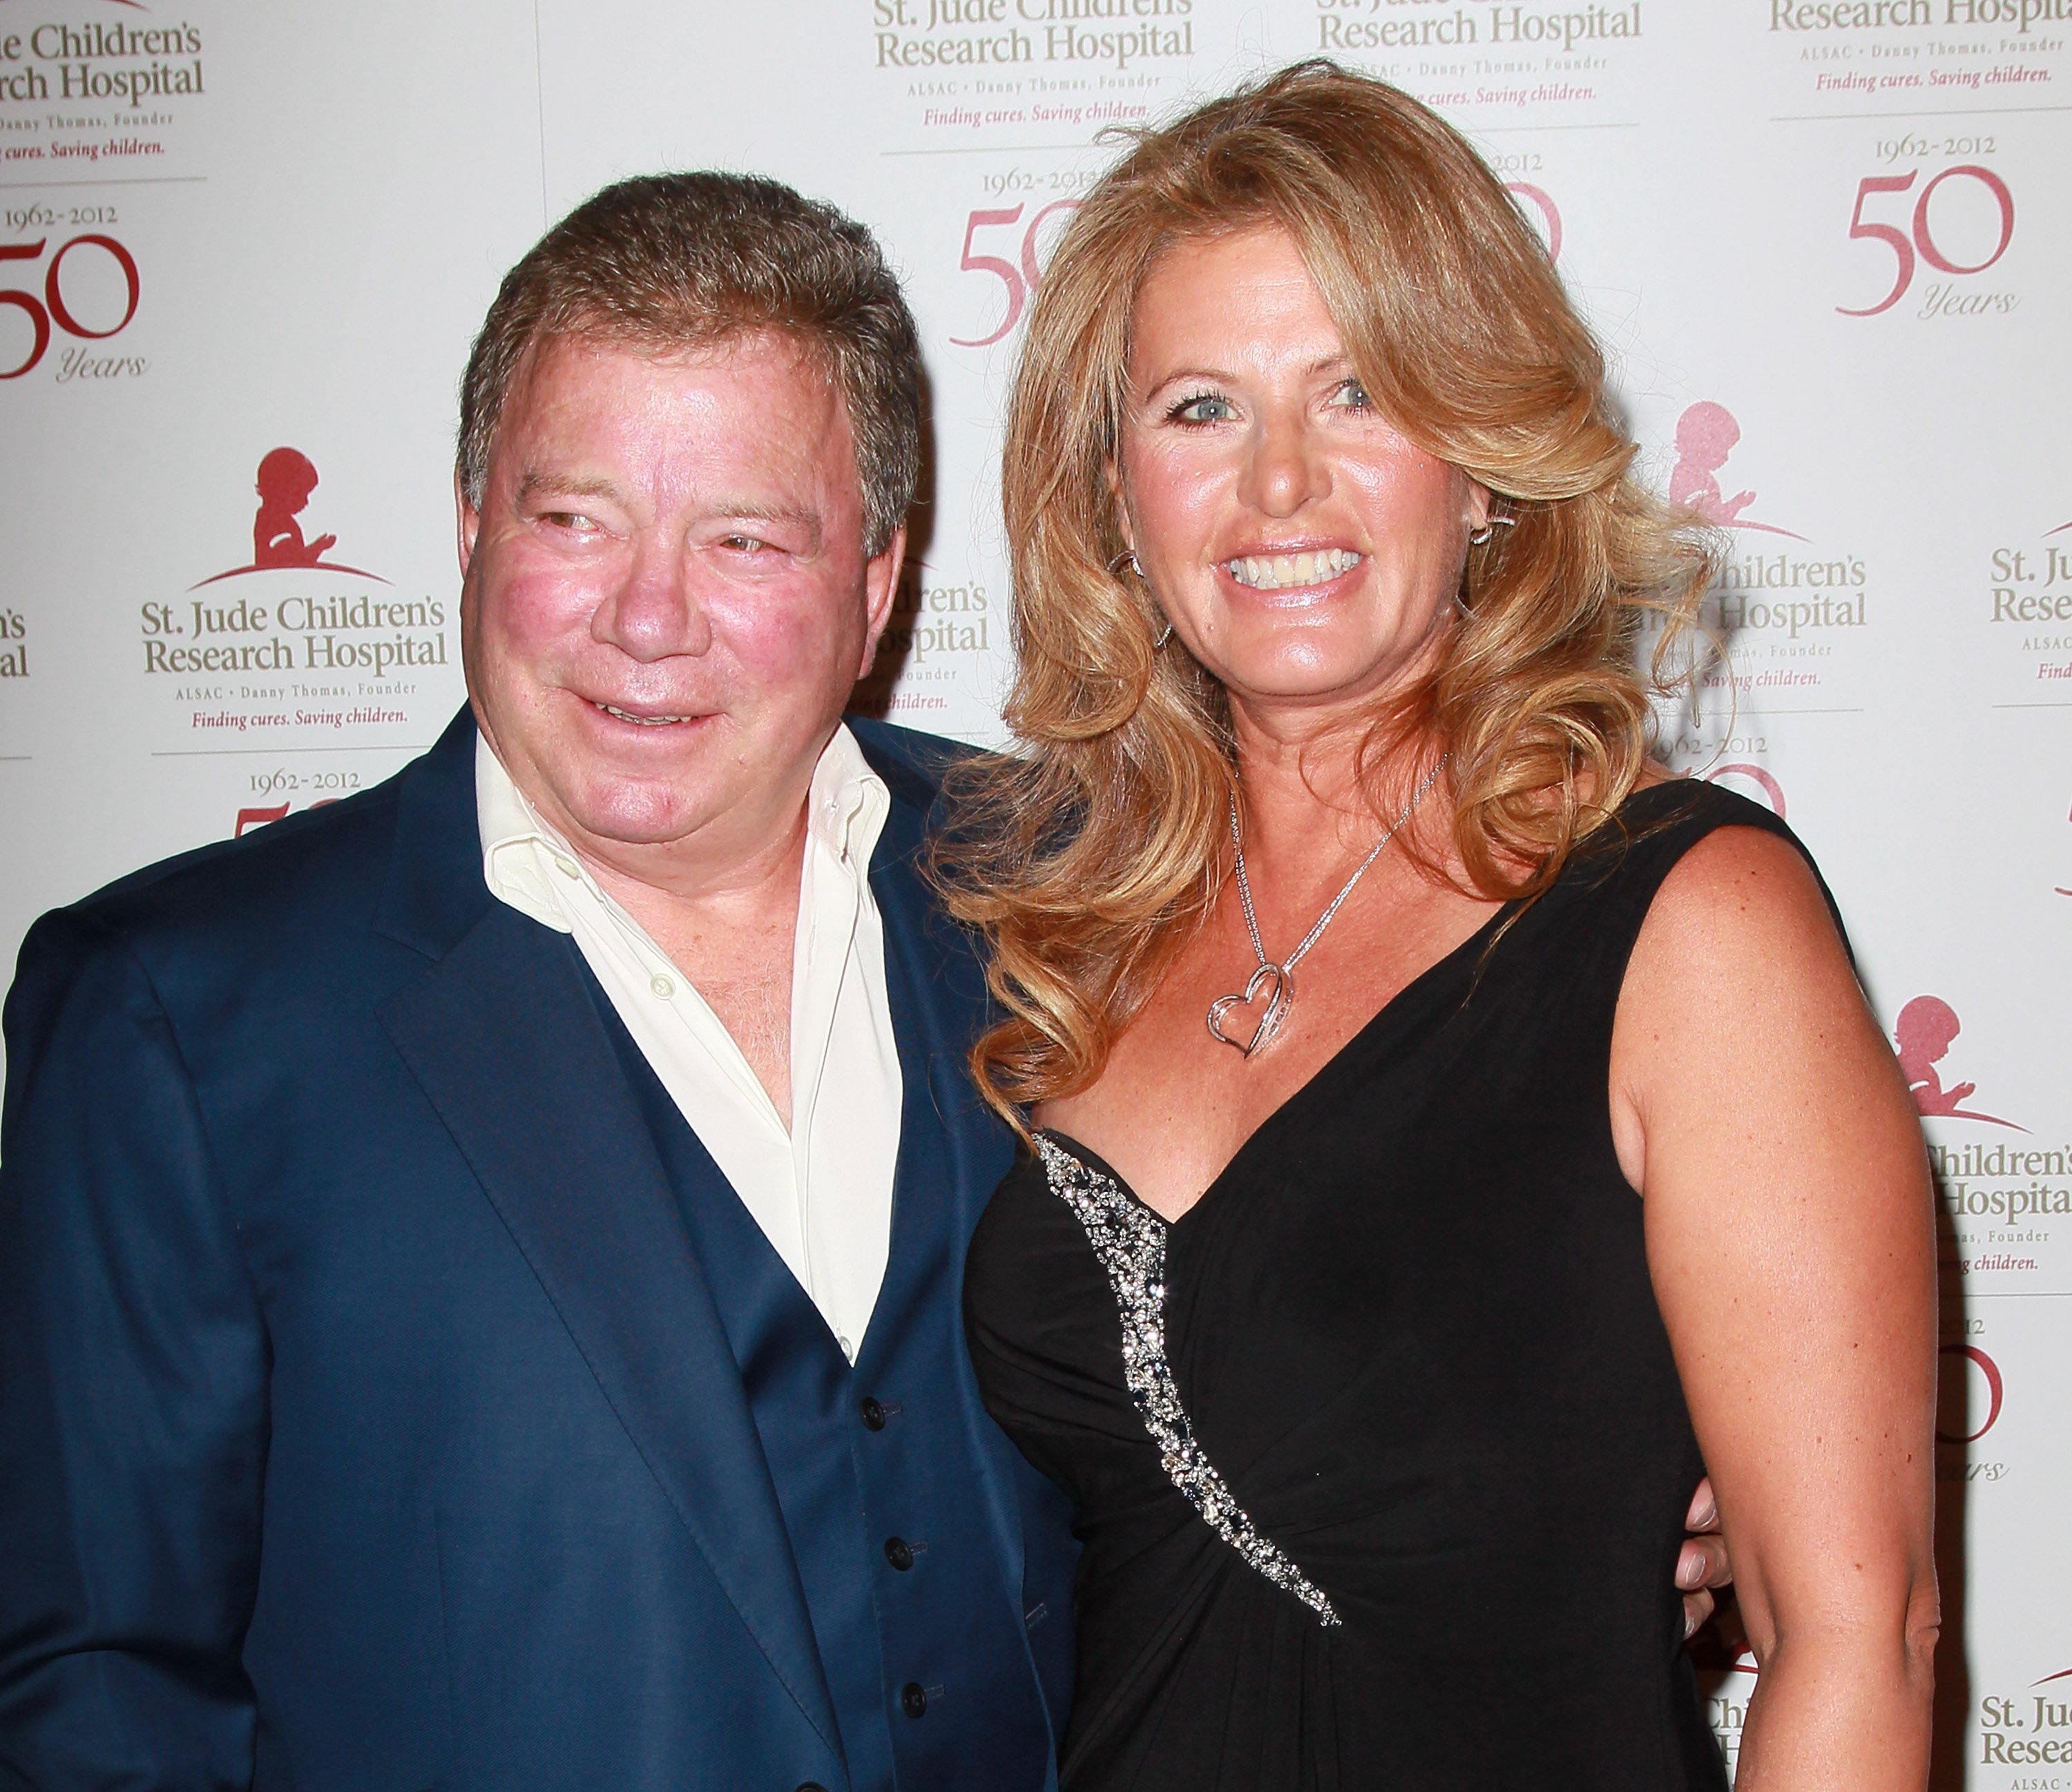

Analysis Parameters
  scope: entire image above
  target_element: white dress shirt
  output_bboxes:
[475,729,902,1361]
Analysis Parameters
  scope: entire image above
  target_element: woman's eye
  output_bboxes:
[1328,378,1373,411]
[1169,391,1233,425]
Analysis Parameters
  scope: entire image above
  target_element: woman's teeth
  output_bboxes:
[596,702,693,726]
[1224,548,1363,590]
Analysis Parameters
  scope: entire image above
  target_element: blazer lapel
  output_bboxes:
[378,898,842,1759]
[866,782,1030,1591]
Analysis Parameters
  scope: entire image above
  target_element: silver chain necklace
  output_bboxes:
[1206,755,1448,1058]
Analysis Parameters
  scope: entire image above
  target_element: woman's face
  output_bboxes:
[1115,225,1486,720]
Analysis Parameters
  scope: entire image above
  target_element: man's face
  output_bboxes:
[459,331,901,876]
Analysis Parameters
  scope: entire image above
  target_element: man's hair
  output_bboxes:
[457,171,921,555]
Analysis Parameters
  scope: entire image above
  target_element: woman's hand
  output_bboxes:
[1678,1477,1732,1640]
[1613,823,1939,1790]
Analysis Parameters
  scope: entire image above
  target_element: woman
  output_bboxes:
[949,63,1937,1790]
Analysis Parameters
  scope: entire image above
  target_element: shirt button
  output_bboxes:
[859,1396,888,1432]
[649,973,674,999]
[553,855,579,879]
[900,1682,928,1719]
[883,1536,914,1572]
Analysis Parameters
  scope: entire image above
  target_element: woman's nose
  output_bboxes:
[1238,410,1329,517]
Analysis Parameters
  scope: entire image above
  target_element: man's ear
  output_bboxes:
[856,523,907,681]
[456,469,481,578]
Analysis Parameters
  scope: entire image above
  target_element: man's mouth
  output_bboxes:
[1223,548,1363,591]
[592,701,700,726]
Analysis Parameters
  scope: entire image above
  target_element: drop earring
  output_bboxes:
[1112,550,1171,647]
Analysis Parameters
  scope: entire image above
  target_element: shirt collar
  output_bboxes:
[476,724,892,926]
[805,722,892,874]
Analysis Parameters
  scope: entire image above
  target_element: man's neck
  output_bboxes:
[588,800,812,1128]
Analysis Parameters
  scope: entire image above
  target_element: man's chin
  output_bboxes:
[555,789,725,854]
[506,756,724,854]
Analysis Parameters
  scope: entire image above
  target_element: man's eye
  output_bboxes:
[718,534,771,553]
[540,510,599,533]
[1167,390,1233,425]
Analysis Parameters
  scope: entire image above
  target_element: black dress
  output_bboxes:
[964,782,1819,1791]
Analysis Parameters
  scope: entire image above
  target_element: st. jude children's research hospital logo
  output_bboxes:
[1903,994,2072,1284]
[1649,400,1871,715]
[137,447,450,731]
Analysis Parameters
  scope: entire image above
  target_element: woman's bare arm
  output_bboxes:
[1611,823,1939,1791]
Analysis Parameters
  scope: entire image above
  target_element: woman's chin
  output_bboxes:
[1210,645,1435,716]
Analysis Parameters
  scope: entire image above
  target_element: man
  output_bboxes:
[0,174,1726,1789]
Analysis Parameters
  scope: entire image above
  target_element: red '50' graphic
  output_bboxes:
[0,233,140,378]
[1838,165,2013,317]
[1936,1342,2004,1445]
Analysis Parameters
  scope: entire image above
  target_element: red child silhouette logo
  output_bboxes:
[1894,996,2024,1129]
[1668,403,1807,541]
[193,447,386,588]
[253,447,336,568]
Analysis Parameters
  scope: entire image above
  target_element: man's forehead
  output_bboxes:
[487,326,852,487]
[514,322,837,404]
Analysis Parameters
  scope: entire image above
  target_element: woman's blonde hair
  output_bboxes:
[937,59,1710,1123]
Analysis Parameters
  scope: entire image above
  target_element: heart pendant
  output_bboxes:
[1206,962,1293,1057]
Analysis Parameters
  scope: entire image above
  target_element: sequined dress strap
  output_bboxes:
[1033,1135,1341,1627]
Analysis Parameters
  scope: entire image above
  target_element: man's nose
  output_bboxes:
[593,532,711,661]
[1238,407,1330,517]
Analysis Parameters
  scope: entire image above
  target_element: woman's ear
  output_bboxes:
[1104,457,1136,554]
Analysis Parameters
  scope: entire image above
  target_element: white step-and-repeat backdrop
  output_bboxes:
[1,1,2065,1780]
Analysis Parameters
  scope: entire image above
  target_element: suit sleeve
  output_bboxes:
[0,909,267,1790]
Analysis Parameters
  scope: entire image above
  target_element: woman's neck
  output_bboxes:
[1227,706,1446,888]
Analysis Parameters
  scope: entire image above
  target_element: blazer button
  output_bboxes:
[860,1396,888,1431]
[901,1682,928,1719]
[883,1536,914,1572]
[794,1784,829,1792]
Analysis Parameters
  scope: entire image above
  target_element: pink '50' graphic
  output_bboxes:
[950,201,1080,348]
[1838,164,2013,317]
[952,183,1559,349]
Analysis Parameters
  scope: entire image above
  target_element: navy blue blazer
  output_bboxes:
[0,709,1076,1791]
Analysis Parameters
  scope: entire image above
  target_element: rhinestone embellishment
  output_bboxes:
[1035,1135,1341,1627]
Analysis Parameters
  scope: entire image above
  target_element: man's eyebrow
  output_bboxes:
[708,501,824,550]
[515,471,624,506]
